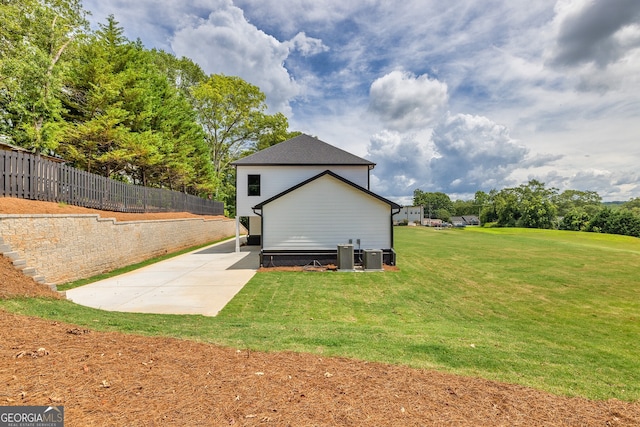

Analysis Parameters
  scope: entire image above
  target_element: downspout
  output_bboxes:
[252,207,263,265]
[390,206,402,264]
[234,165,240,252]
[235,217,240,253]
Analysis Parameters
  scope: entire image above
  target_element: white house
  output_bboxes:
[231,134,401,267]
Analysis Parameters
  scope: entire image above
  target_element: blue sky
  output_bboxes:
[82,0,640,203]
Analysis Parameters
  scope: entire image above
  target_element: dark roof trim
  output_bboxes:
[252,170,401,210]
[231,134,375,167]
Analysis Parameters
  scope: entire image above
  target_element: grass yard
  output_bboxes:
[3,227,639,401]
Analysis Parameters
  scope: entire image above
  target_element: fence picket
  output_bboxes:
[0,150,223,215]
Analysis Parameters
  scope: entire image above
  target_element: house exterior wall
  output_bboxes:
[236,165,369,217]
[261,174,392,251]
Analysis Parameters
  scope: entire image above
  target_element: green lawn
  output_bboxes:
[2,227,639,401]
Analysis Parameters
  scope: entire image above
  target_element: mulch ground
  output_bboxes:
[1,197,639,426]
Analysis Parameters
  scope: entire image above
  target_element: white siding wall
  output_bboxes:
[236,165,369,216]
[262,174,392,250]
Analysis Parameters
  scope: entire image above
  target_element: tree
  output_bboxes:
[413,190,453,219]
[476,190,498,224]
[60,16,140,177]
[493,187,520,227]
[492,180,557,229]
[553,189,602,217]
[0,0,88,151]
[621,197,640,216]
[559,208,591,231]
[149,49,207,98]
[587,208,640,237]
[452,199,476,216]
[59,16,214,194]
[191,74,292,200]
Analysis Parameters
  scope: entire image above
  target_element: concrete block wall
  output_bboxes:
[0,214,241,285]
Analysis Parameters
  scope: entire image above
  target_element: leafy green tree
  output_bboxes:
[476,190,498,224]
[452,199,476,216]
[413,190,453,219]
[554,189,602,217]
[586,208,612,234]
[0,0,88,151]
[621,197,640,216]
[560,208,591,231]
[191,74,292,200]
[587,208,640,237]
[493,180,557,229]
[435,208,451,222]
[60,16,139,177]
[255,113,301,151]
[60,16,214,194]
[518,180,558,228]
[611,210,640,237]
[493,187,521,227]
[149,49,207,98]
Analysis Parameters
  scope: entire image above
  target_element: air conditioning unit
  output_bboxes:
[363,249,383,271]
[337,244,354,271]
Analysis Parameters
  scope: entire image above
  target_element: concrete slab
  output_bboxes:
[66,238,259,316]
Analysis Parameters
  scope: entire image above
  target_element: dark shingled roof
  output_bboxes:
[231,134,375,167]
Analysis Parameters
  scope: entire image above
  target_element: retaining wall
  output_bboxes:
[0,214,241,285]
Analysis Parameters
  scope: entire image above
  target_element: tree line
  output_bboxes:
[414,181,640,238]
[0,1,298,215]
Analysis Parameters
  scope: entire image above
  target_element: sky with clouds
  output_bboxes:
[82,0,640,203]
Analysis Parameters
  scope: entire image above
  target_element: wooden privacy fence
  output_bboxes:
[0,150,224,216]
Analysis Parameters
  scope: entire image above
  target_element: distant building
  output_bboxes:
[393,206,424,225]
[450,215,480,226]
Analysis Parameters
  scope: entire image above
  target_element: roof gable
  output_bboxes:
[231,134,375,167]
[252,170,400,210]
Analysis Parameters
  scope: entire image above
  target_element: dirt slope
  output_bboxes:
[1,197,639,426]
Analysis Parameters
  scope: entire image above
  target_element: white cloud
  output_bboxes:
[170,6,300,114]
[429,113,529,192]
[367,130,436,198]
[368,71,448,132]
[366,112,534,198]
[537,169,640,201]
[285,32,329,56]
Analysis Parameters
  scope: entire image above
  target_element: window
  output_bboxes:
[248,174,260,196]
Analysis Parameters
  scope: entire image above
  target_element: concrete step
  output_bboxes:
[33,275,46,284]
[0,244,12,253]
[22,267,37,276]
[12,259,27,268]
[3,251,21,261]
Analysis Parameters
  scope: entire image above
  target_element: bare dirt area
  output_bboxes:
[0,197,225,222]
[1,197,640,425]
